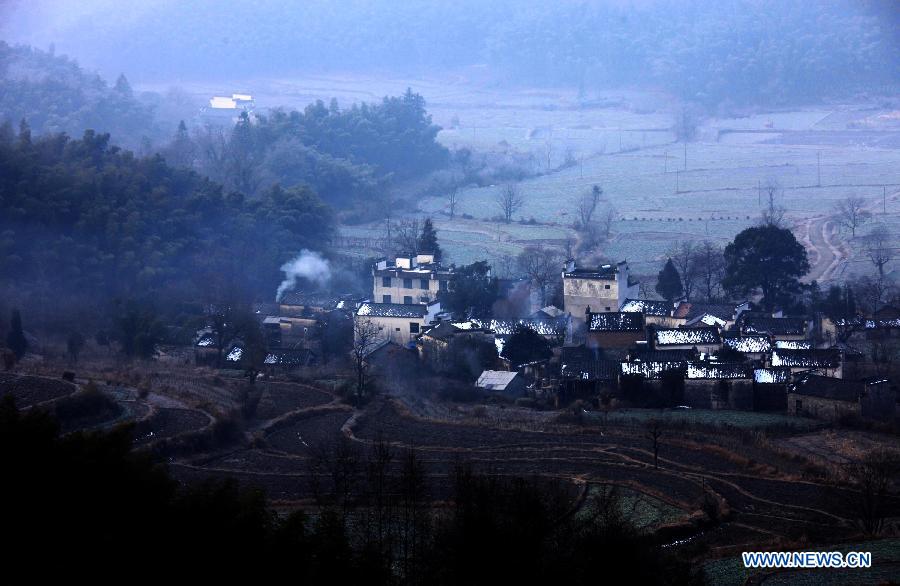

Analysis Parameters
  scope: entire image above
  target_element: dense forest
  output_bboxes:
[0,41,193,150]
[0,125,334,327]
[3,0,897,107]
[165,90,448,216]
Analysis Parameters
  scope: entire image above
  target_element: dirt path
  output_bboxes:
[802,187,900,283]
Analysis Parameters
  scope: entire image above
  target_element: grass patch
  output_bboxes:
[595,408,821,432]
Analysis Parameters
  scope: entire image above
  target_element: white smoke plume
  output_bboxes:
[276,250,331,301]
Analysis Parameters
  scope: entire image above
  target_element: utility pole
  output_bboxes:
[675,170,680,194]
[683,139,687,170]
[817,151,821,187]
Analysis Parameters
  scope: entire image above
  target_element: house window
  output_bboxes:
[604,284,611,289]
[382,276,391,287]
[795,399,802,413]
[403,278,413,289]
[605,307,611,311]
[382,295,391,303]
[410,322,420,333]
[403,296,413,304]
[420,278,429,289]
[395,327,400,332]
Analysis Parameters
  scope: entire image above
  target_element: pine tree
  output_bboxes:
[417,218,441,260]
[114,74,133,98]
[6,309,28,359]
[655,258,683,302]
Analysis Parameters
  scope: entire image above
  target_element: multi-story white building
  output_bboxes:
[562,260,639,322]
[372,254,455,305]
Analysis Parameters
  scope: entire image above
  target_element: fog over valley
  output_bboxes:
[1,2,900,583]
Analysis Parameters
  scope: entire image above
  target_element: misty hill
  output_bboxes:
[163,90,449,218]
[3,0,897,107]
[0,126,334,326]
[0,42,168,150]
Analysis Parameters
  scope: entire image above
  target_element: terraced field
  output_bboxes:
[167,397,899,566]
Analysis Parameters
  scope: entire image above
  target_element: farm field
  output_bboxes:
[152,75,900,281]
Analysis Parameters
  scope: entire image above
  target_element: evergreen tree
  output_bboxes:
[722,224,810,311]
[501,325,551,368]
[655,258,683,302]
[417,218,441,260]
[6,309,27,359]
[114,73,133,97]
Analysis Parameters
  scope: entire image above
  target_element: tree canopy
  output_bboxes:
[501,325,552,368]
[655,258,684,302]
[0,127,334,325]
[722,224,810,311]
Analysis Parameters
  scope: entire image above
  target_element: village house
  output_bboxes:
[770,348,843,378]
[753,367,792,411]
[372,254,455,304]
[739,315,810,342]
[675,301,750,329]
[355,301,440,345]
[787,374,896,421]
[558,345,619,400]
[263,348,318,375]
[584,310,646,350]
[684,362,754,409]
[562,260,639,322]
[417,320,494,372]
[621,348,695,380]
[619,298,676,326]
[650,326,722,354]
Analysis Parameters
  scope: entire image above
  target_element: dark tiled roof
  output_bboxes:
[754,368,792,384]
[279,291,336,307]
[357,302,428,318]
[686,362,751,380]
[621,360,686,379]
[588,312,644,332]
[684,303,736,322]
[564,265,618,279]
[722,333,772,354]
[771,349,841,368]
[742,317,808,336]
[620,299,672,316]
[421,321,460,341]
[789,374,861,402]
[264,348,317,366]
[559,345,618,381]
[628,348,698,362]
[654,326,721,346]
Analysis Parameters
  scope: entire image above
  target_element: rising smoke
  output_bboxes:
[276,250,331,301]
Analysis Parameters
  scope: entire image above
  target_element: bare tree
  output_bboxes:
[599,203,618,240]
[577,184,603,228]
[853,275,897,318]
[517,245,563,307]
[694,240,726,301]
[760,177,786,227]
[834,196,871,237]
[496,183,524,223]
[351,317,382,403]
[667,240,698,301]
[863,224,894,279]
[393,218,421,256]
[844,450,899,536]
[646,419,664,469]
[447,185,460,219]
